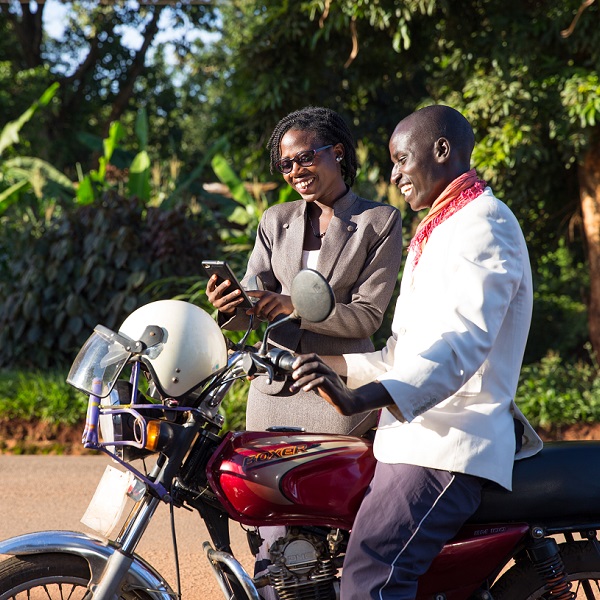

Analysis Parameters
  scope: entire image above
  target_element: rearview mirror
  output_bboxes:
[290,269,335,323]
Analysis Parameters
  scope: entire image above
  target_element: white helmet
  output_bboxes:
[119,299,227,399]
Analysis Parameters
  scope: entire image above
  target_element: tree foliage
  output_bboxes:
[0,191,218,369]
[189,0,598,361]
[0,1,218,171]
[1,0,599,369]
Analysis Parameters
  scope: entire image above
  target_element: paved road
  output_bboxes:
[0,455,253,599]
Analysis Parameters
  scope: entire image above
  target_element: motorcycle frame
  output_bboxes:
[6,306,600,600]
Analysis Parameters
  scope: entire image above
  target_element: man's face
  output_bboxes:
[389,123,445,212]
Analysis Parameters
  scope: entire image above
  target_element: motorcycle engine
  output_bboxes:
[267,529,338,600]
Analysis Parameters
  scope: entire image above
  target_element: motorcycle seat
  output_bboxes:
[468,440,600,525]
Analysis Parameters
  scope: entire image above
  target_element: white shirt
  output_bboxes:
[344,190,543,490]
[302,249,320,271]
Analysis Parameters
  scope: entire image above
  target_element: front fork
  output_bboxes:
[89,495,163,600]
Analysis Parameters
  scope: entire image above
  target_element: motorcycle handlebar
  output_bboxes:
[239,348,296,382]
[266,348,296,373]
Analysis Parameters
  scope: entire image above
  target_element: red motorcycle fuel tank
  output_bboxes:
[206,431,375,528]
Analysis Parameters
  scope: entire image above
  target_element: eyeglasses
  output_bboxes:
[275,145,333,174]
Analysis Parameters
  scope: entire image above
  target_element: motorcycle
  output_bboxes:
[2,268,600,600]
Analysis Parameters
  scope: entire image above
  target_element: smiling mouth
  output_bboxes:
[400,183,412,195]
[296,177,316,192]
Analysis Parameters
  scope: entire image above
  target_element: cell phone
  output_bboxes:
[202,260,254,309]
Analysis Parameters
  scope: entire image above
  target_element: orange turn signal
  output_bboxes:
[145,420,163,451]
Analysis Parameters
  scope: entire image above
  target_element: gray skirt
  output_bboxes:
[245,378,377,436]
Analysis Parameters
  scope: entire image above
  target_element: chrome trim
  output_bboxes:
[203,541,260,600]
[0,530,175,600]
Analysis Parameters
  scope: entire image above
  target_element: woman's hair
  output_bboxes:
[267,106,358,186]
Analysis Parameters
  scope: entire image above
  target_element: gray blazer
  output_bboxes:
[223,190,403,354]
[222,189,404,434]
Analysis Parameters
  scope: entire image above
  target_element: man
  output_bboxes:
[289,104,543,599]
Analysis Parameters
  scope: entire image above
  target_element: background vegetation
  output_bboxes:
[1,0,599,450]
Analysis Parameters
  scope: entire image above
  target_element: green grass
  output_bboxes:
[0,369,88,425]
[1,350,599,451]
[0,368,250,445]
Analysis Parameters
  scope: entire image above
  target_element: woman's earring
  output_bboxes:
[336,156,342,162]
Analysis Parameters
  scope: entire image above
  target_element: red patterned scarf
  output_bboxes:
[408,169,487,270]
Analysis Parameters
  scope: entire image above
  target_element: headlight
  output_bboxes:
[98,379,181,461]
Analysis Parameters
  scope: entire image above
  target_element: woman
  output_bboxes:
[206,106,403,436]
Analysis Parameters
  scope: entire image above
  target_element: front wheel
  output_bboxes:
[491,541,600,599]
[0,554,151,600]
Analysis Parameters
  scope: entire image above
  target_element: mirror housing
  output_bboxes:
[290,269,335,323]
[258,269,335,355]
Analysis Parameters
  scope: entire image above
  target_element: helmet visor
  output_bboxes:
[67,325,132,398]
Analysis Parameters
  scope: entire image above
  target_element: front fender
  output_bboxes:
[0,530,174,600]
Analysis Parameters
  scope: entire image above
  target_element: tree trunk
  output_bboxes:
[11,3,44,68]
[102,5,164,137]
[579,136,600,363]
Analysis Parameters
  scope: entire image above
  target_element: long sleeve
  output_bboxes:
[218,193,404,355]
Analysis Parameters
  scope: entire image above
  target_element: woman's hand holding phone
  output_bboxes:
[203,261,295,322]
[202,260,254,315]
[206,275,249,315]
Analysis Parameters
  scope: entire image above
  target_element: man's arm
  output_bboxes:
[291,353,404,421]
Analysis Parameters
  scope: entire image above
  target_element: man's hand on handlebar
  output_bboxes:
[290,353,400,418]
[289,353,356,415]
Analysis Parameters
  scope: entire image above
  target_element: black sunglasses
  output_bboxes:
[275,145,333,174]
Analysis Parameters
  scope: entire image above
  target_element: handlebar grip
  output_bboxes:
[267,348,296,373]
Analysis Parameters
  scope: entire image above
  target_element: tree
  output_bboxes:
[191,0,599,362]
[0,1,218,170]
[2,0,598,364]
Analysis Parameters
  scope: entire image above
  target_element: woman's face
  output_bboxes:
[279,129,345,205]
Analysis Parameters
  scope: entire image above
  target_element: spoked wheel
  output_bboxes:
[491,541,600,599]
[0,554,151,600]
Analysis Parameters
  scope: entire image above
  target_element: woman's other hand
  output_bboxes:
[247,290,294,322]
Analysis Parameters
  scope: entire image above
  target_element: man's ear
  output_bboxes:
[434,137,450,162]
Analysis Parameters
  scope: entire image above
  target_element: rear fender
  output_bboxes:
[0,530,174,600]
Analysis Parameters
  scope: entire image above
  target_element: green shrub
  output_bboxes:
[0,191,219,369]
[2,349,599,446]
[516,347,600,428]
[0,367,250,433]
[0,366,248,454]
[525,241,589,364]
[0,369,86,425]
[219,378,250,432]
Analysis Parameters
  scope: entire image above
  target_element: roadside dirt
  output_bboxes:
[3,418,600,454]
[0,418,95,454]
[536,421,600,441]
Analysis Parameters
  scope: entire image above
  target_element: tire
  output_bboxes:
[0,553,151,600]
[491,541,600,599]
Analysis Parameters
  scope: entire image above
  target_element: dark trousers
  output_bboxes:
[340,462,483,600]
